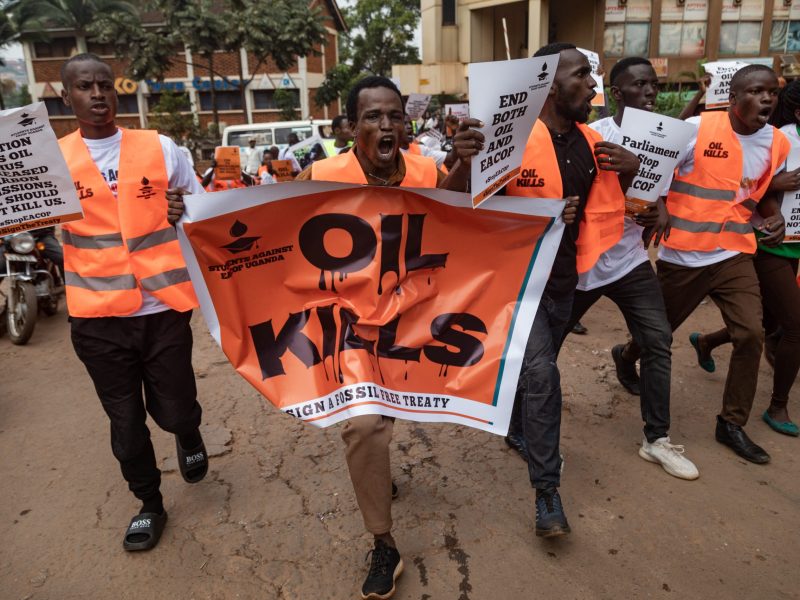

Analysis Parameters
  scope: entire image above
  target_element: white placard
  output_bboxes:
[444,103,470,121]
[0,102,83,235]
[618,108,697,214]
[781,146,800,242]
[468,55,557,206]
[406,93,431,120]
[578,47,605,106]
[703,61,749,109]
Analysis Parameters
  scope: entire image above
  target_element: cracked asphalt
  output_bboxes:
[1,293,799,599]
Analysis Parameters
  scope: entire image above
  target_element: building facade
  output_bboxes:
[22,1,346,138]
[395,0,799,95]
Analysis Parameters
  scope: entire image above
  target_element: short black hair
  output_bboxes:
[610,57,653,86]
[771,79,800,127]
[533,42,577,58]
[730,64,776,94]
[332,114,348,131]
[346,76,402,123]
[60,52,109,87]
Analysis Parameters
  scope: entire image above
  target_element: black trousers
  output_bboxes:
[71,309,201,503]
[563,261,672,442]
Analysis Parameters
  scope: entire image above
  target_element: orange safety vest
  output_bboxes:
[407,142,422,155]
[506,120,625,273]
[206,178,247,192]
[663,111,791,254]
[59,129,198,318]
[311,146,438,187]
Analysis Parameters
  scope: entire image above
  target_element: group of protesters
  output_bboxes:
[48,43,800,600]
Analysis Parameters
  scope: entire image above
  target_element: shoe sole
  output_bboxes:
[535,525,571,538]
[361,559,404,600]
[714,435,771,464]
[638,448,699,480]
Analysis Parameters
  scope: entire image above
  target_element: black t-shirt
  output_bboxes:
[543,124,596,299]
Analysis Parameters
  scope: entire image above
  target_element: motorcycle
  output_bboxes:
[1,231,65,345]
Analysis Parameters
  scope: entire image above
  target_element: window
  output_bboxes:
[86,41,115,57]
[43,98,72,117]
[770,0,800,52]
[442,0,456,26]
[117,94,139,115]
[33,37,77,58]
[252,90,277,109]
[147,93,191,111]
[603,0,651,58]
[719,0,763,54]
[198,90,243,111]
[252,89,300,110]
[658,0,707,57]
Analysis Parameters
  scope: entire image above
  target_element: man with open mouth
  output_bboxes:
[621,64,791,466]
[562,57,699,482]
[295,75,477,599]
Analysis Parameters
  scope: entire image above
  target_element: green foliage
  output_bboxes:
[6,82,31,107]
[274,88,298,121]
[315,0,421,110]
[147,90,209,156]
[20,0,137,39]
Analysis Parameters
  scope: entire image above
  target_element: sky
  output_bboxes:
[3,42,24,61]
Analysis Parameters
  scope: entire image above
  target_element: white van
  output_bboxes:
[222,120,333,155]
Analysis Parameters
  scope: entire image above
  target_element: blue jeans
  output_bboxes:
[564,261,672,442]
[509,291,573,490]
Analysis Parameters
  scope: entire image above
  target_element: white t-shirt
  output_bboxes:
[401,143,448,169]
[243,146,262,174]
[82,129,204,317]
[658,115,777,267]
[577,117,650,291]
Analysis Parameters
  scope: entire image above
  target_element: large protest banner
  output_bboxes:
[468,55,556,206]
[703,61,748,109]
[782,146,800,242]
[178,182,564,435]
[0,102,82,235]
[618,108,696,215]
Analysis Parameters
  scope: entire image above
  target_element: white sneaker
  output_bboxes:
[639,437,699,480]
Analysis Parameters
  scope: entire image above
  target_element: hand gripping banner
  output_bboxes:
[178,182,564,435]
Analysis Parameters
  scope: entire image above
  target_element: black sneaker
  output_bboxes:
[504,432,529,461]
[535,488,571,538]
[611,344,640,396]
[361,539,403,599]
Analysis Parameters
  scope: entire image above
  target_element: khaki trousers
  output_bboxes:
[629,253,763,425]
[341,415,394,535]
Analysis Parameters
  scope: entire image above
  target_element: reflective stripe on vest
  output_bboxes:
[310,147,438,188]
[664,111,791,254]
[62,230,124,249]
[58,129,198,317]
[506,119,625,273]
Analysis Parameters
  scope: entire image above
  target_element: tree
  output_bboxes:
[19,0,137,52]
[274,88,298,121]
[315,0,420,111]
[147,90,209,158]
[0,0,41,109]
[89,0,328,129]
